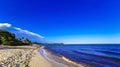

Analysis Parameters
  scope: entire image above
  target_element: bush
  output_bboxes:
[2,41,16,46]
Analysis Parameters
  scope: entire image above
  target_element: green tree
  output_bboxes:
[0,40,2,44]
[0,29,34,46]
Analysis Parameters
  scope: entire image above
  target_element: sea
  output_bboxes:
[39,44,120,67]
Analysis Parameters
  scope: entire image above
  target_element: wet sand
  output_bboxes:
[29,49,52,67]
[41,47,86,67]
[29,47,67,67]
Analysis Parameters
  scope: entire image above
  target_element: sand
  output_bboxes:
[0,49,34,67]
[29,50,52,67]
[0,46,85,67]
[0,46,67,67]
[29,49,67,67]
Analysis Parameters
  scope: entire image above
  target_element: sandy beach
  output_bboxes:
[29,49,52,67]
[0,46,68,67]
[0,46,39,67]
[29,47,67,67]
[29,46,86,67]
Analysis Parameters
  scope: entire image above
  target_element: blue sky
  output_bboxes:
[0,0,120,44]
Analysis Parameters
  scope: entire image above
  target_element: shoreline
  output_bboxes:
[29,46,67,67]
[0,46,92,67]
[41,46,87,67]
[39,46,67,67]
[29,48,52,67]
[0,46,68,67]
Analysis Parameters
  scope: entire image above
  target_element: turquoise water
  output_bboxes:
[45,44,120,67]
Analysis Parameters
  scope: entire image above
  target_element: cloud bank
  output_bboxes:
[14,27,44,38]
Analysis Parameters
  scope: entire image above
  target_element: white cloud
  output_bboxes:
[0,23,11,28]
[14,27,44,38]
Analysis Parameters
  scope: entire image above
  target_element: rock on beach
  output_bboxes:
[0,48,35,67]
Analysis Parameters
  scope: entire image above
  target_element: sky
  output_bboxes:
[0,0,120,44]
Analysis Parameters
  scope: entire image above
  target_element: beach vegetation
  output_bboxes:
[0,29,33,46]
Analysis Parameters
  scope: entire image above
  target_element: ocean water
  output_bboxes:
[44,44,120,67]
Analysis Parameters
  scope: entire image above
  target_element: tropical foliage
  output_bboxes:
[0,29,31,46]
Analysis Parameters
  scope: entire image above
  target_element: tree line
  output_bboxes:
[0,29,37,46]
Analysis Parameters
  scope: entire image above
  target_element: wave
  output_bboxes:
[72,50,120,67]
[61,56,85,67]
[40,46,96,67]
[73,50,120,61]
[97,50,120,56]
[44,44,120,67]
